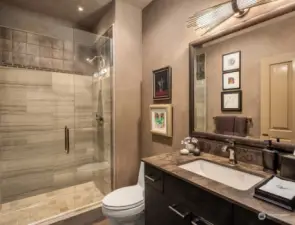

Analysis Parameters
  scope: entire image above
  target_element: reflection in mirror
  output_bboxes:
[194,53,206,132]
[191,13,295,143]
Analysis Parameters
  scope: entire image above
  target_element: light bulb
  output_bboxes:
[78,6,84,12]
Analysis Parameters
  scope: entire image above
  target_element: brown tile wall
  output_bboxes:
[0,26,97,75]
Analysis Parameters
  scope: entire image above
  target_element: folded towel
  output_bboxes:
[234,117,248,137]
[215,116,235,135]
[259,177,295,200]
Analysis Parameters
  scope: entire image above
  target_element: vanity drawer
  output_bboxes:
[164,173,232,225]
[145,163,164,192]
[233,205,281,225]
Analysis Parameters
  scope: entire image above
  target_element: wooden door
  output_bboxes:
[261,53,295,143]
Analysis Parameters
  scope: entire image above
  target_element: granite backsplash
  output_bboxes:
[199,138,263,167]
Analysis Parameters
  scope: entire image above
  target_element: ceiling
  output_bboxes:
[1,0,112,29]
[125,0,153,9]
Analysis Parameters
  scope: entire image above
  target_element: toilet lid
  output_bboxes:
[102,185,144,210]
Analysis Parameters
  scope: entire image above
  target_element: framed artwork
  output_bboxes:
[222,71,240,90]
[150,104,173,137]
[222,51,241,72]
[196,53,205,80]
[153,66,172,100]
[221,90,242,112]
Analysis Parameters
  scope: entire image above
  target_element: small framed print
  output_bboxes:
[222,51,241,72]
[222,71,240,90]
[150,104,172,137]
[153,66,172,100]
[221,90,242,112]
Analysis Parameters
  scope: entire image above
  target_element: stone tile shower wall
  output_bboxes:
[0,67,107,204]
[0,26,97,75]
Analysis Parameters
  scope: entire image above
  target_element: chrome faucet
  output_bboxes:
[222,139,238,165]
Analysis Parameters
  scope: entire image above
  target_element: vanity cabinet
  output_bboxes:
[146,184,191,225]
[145,163,284,225]
[233,205,280,225]
[164,173,232,225]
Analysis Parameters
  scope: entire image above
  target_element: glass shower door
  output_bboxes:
[51,72,75,192]
[0,68,57,204]
[92,73,112,195]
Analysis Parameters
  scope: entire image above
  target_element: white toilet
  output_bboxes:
[102,162,145,225]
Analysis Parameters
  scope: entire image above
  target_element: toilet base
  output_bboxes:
[107,212,144,225]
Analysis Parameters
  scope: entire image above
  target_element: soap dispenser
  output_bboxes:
[262,140,278,173]
[279,149,295,180]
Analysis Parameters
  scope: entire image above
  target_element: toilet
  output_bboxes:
[102,162,145,225]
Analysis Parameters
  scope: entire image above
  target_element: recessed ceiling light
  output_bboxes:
[78,6,84,12]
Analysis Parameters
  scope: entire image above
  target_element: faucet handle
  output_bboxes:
[225,139,235,146]
[221,145,228,153]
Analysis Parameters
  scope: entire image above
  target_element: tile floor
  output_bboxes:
[0,182,105,225]
[93,219,109,225]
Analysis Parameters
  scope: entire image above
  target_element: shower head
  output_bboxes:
[86,56,100,63]
[86,55,106,68]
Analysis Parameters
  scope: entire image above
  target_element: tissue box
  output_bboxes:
[280,154,295,181]
[254,176,295,211]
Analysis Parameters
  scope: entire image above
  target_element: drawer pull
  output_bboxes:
[258,212,266,221]
[191,216,214,225]
[145,175,159,182]
[168,204,190,219]
[192,220,213,225]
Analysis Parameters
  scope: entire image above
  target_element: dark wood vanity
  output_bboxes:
[143,152,294,225]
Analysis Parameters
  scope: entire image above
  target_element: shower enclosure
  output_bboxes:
[0,3,113,223]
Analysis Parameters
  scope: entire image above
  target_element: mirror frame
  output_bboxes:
[188,2,295,153]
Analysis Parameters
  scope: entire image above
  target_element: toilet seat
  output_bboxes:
[103,185,144,211]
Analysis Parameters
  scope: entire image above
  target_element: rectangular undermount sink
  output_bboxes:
[179,160,264,191]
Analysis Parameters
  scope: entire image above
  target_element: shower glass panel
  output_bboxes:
[0,2,113,222]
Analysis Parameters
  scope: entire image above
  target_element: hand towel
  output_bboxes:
[234,117,248,137]
[214,116,235,135]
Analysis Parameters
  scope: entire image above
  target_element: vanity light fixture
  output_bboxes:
[187,0,277,34]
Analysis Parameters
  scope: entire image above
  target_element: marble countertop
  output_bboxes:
[142,152,295,225]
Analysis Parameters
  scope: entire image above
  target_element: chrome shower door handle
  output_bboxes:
[65,126,68,152]
[65,126,69,154]
[67,127,70,154]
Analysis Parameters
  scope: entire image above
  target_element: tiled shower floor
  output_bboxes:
[0,182,104,225]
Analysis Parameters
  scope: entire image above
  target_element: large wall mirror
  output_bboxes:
[189,12,295,145]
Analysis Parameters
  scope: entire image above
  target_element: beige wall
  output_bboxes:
[203,14,295,137]
[142,0,223,157]
[141,0,295,157]
[113,0,142,188]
